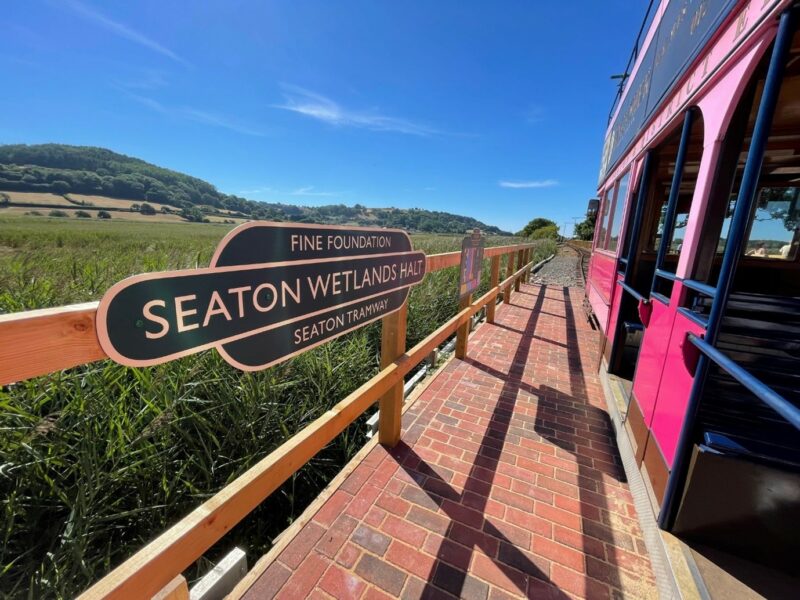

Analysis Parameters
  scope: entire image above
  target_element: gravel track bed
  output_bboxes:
[532,245,587,288]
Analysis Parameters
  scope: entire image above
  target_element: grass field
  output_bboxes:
[0,216,554,598]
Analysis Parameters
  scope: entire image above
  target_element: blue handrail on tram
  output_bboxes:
[654,268,677,282]
[650,292,669,305]
[617,281,648,304]
[677,307,709,328]
[681,278,717,298]
[688,335,800,431]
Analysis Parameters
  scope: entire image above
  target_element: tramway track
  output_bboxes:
[562,241,590,287]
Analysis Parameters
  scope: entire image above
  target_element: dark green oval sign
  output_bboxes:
[96,222,426,370]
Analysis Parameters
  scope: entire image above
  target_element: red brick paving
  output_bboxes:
[242,284,657,599]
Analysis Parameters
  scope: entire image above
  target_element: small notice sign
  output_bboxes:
[96,222,426,371]
[459,229,485,299]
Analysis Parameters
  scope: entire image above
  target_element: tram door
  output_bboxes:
[607,115,704,455]
[609,123,703,385]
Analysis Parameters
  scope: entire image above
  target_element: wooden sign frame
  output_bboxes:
[96,222,426,371]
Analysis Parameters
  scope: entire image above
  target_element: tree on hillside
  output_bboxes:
[181,206,205,222]
[139,202,156,215]
[97,210,111,219]
[519,217,558,238]
[51,180,70,195]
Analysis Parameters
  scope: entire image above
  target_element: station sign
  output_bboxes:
[458,229,485,299]
[96,222,426,371]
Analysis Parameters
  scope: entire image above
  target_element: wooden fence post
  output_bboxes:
[515,249,525,291]
[524,248,532,281]
[455,294,472,359]
[152,576,189,600]
[504,251,516,303]
[379,301,407,447]
[486,256,500,324]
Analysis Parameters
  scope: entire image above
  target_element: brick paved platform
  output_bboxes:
[241,284,657,599]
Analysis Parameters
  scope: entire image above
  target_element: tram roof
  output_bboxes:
[599,0,741,186]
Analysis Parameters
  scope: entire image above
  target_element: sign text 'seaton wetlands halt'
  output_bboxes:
[96,222,426,371]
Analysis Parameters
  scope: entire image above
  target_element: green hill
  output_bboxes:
[0,144,511,235]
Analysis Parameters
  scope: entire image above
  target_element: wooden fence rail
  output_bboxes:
[0,244,531,387]
[0,242,536,599]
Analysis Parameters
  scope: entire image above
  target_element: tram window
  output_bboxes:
[596,187,614,249]
[607,172,630,252]
[744,187,800,260]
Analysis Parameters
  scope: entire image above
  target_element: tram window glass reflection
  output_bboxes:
[597,187,614,249]
[744,187,800,260]
[649,187,694,256]
[670,211,689,254]
[717,196,737,254]
[607,172,630,252]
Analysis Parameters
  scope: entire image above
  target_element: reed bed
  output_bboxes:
[0,217,555,598]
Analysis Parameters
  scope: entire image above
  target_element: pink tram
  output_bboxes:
[586,0,800,593]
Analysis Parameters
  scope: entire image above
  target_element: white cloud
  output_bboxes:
[498,179,558,189]
[238,186,275,195]
[274,84,438,136]
[237,185,340,198]
[125,93,265,137]
[127,93,168,113]
[64,0,190,67]
[290,186,339,197]
[181,108,265,137]
[116,69,169,91]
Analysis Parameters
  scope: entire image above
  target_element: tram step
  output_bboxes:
[673,444,800,575]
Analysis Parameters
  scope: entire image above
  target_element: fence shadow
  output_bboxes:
[388,283,628,597]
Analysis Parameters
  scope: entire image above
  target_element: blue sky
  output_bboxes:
[3,1,648,233]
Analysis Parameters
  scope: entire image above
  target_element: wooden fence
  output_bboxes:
[0,242,537,599]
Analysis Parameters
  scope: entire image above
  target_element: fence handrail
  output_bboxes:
[0,244,535,386]
[75,247,536,599]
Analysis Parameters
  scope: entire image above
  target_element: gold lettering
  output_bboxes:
[143,299,169,339]
[203,291,233,327]
[734,7,749,40]
[690,0,708,35]
[175,294,199,333]
[253,283,278,312]
[281,279,301,305]
[228,285,251,318]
